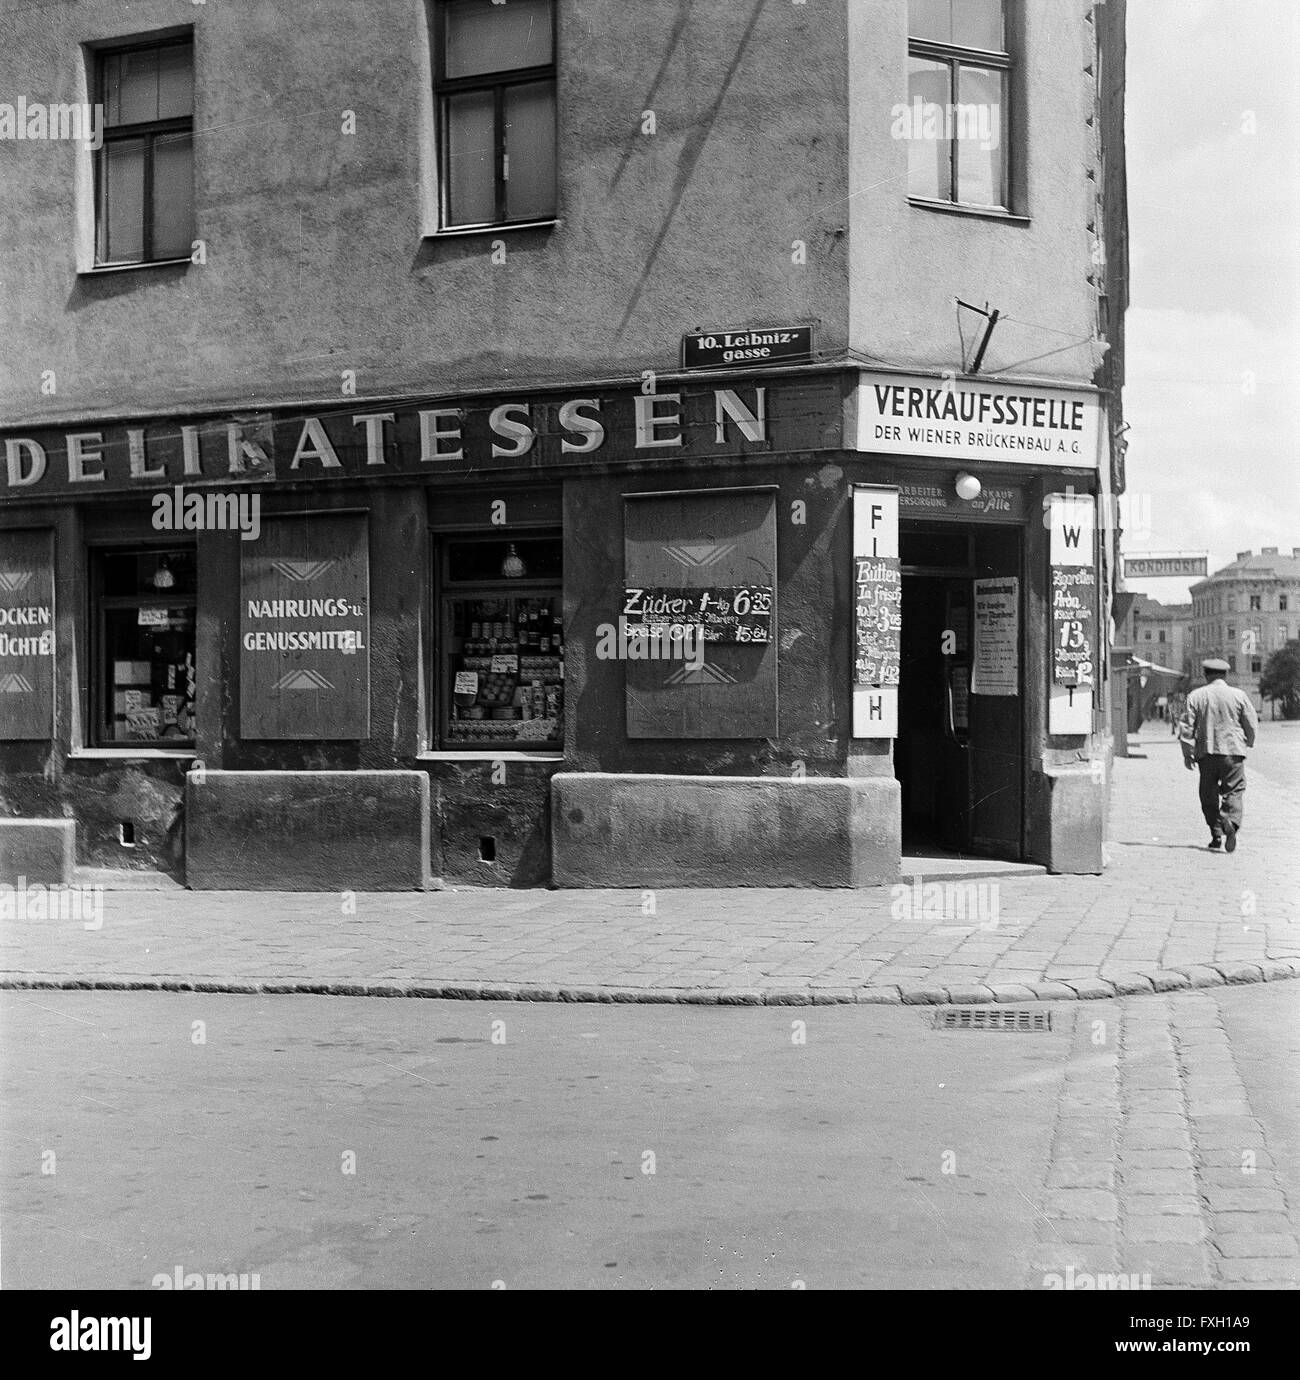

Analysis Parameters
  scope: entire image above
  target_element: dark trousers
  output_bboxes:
[1197,755,1246,836]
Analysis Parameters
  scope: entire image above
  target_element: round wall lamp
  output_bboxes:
[955,472,982,502]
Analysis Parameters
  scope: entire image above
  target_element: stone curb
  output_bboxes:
[2,960,1298,1005]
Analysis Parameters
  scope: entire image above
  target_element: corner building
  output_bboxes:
[0,0,1127,889]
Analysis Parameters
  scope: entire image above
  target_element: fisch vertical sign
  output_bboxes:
[852,486,900,738]
[1048,492,1097,735]
[0,529,55,739]
[240,514,370,740]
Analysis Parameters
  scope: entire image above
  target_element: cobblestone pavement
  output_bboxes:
[1028,983,1300,1290]
[2,727,1298,1004]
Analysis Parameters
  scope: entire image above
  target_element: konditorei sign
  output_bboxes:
[1122,554,1208,579]
[0,381,842,502]
[852,371,1102,469]
[682,325,814,371]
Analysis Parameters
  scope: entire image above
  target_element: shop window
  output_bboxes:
[438,535,563,749]
[434,0,557,231]
[906,0,1010,210]
[94,35,194,266]
[91,547,196,746]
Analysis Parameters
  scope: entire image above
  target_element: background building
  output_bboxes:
[0,0,1127,889]
[1189,548,1300,709]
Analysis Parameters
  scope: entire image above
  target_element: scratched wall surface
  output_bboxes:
[0,0,851,426]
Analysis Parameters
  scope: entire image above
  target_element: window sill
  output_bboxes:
[79,258,192,277]
[908,197,1029,225]
[70,748,197,761]
[417,750,565,763]
[427,218,560,240]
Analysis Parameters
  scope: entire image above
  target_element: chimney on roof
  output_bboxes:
[1262,546,1278,555]
[1236,550,1252,561]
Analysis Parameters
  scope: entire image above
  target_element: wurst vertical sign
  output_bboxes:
[240,513,370,740]
[1048,492,1096,735]
[852,486,900,738]
[0,528,55,740]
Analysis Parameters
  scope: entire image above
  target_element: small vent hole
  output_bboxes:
[118,821,136,847]
[478,836,496,863]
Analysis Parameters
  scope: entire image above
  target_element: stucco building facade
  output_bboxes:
[0,0,1127,889]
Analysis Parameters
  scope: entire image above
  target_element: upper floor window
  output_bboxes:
[1280,594,1289,611]
[906,0,1009,210]
[1248,594,1261,610]
[94,36,194,266]
[435,0,557,231]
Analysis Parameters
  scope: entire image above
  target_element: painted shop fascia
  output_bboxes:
[0,365,1111,891]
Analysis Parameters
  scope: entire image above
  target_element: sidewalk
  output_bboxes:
[3,731,1298,1005]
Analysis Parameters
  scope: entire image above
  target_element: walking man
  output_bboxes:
[1178,658,1257,851]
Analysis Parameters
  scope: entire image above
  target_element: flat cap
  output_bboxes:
[1202,657,1230,672]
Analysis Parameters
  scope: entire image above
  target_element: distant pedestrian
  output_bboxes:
[1178,659,1257,852]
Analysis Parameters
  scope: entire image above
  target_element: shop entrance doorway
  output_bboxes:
[894,523,1024,858]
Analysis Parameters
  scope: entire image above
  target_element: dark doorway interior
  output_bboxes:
[894,523,1024,859]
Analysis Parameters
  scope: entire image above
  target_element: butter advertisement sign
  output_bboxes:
[854,371,1102,468]
[0,381,843,501]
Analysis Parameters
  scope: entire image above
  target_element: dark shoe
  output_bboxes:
[1224,821,1238,853]
[1208,837,1222,851]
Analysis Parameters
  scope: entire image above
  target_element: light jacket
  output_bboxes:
[1179,679,1257,762]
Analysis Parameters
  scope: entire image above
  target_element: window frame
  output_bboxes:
[431,531,564,753]
[88,541,197,750]
[907,3,1012,213]
[433,0,559,233]
[92,32,195,268]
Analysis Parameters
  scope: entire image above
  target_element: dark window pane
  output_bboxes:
[955,66,1005,206]
[445,0,553,79]
[101,137,145,262]
[504,79,556,220]
[446,89,496,225]
[117,47,160,124]
[156,43,194,119]
[100,550,196,597]
[152,131,194,259]
[447,538,562,583]
[907,58,952,201]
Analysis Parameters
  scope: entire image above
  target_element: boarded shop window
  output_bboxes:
[91,547,196,746]
[0,529,57,741]
[437,535,563,750]
[94,36,194,265]
[240,514,370,741]
[623,489,777,740]
[906,0,1009,210]
[435,0,557,229]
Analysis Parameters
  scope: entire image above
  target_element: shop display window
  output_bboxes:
[92,547,197,746]
[438,536,562,749]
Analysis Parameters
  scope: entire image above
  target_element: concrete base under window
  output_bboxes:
[551,773,901,888]
[1029,765,1106,875]
[0,818,76,885]
[185,771,433,891]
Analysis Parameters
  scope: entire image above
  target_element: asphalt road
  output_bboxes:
[3,982,1297,1289]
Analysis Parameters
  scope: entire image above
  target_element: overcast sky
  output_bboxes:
[1122,0,1300,602]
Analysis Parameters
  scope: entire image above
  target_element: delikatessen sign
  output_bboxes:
[852,372,1102,469]
[0,380,844,501]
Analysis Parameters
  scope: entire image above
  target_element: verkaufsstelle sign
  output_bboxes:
[853,370,1102,468]
[682,325,814,371]
[1122,555,1208,579]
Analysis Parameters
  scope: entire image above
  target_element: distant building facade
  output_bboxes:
[1189,549,1300,709]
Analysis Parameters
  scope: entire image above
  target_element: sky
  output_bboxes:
[1121,0,1300,603]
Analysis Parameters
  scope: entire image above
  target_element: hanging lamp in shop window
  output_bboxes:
[501,544,526,579]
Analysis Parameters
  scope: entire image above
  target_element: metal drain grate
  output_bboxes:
[933,1007,1051,1032]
